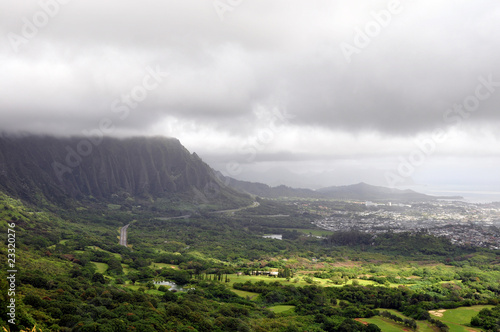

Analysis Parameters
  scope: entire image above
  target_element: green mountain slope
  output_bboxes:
[0,135,250,210]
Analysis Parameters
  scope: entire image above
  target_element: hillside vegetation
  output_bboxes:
[1,192,499,331]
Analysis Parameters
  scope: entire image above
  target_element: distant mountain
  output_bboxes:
[0,135,250,208]
[316,182,462,201]
[219,174,462,202]
[217,173,324,199]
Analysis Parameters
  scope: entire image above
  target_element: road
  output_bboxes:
[118,201,258,246]
[210,201,260,214]
[119,224,130,247]
[156,214,191,221]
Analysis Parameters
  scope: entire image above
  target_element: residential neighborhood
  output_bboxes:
[312,200,500,249]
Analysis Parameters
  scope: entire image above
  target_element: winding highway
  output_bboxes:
[118,201,259,246]
[210,201,260,215]
[119,224,130,247]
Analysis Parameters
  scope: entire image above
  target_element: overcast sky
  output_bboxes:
[1,0,500,197]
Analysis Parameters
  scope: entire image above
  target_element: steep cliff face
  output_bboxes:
[0,135,246,206]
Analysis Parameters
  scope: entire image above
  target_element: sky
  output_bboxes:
[1,0,500,198]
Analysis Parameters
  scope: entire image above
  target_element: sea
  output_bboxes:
[405,185,500,204]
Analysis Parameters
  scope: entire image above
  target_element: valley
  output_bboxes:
[1,137,499,332]
[3,1,500,331]
[2,191,499,332]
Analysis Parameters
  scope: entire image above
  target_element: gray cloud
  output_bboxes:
[1,0,499,192]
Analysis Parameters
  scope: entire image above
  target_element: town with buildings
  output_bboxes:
[311,200,500,249]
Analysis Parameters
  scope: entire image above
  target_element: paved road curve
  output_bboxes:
[119,224,130,247]
[210,201,260,214]
[118,201,258,246]
[156,214,191,221]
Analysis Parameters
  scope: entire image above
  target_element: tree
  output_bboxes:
[92,273,106,284]
[163,290,178,302]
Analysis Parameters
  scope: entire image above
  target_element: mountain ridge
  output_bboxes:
[0,135,463,207]
[0,135,250,209]
[218,174,462,201]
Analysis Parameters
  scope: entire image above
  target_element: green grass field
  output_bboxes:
[123,284,141,291]
[416,320,437,332]
[121,263,134,274]
[226,273,384,291]
[230,289,260,301]
[285,228,334,236]
[86,246,122,259]
[91,261,109,274]
[360,317,406,331]
[227,274,332,288]
[381,309,411,320]
[364,307,490,332]
[429,305,493,332]
[149,263,179,270]
[375,309,438,332]
[352,279,379,286]
[269,305,295,314]
[145,289,165,296]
